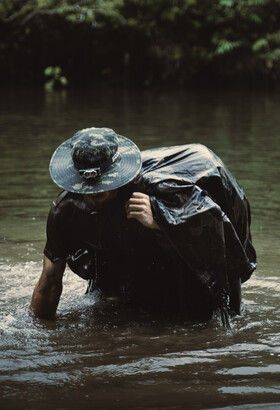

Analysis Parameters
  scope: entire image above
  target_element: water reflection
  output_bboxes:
[0,86,280,409]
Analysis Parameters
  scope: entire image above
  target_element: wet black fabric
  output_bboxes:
[44,188,214,319]
[44,143,256,319]
[136,144,256,305]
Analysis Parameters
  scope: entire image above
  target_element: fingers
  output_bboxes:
[125,192,150,204]
[125,192,160,230]
[125,192,150,213]
[125,192,150,215]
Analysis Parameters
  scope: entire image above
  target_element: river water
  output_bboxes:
[0,86,279,409]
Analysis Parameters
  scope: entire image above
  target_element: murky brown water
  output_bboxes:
[0,86,279,409]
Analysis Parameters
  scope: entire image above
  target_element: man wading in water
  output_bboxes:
[30,127,256,328]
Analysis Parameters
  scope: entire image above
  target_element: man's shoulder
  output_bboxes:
[51,191,87,214]
[47,191,90,232]
[138,143,219,179]
[140,143,210,160]
[52,191,70,207]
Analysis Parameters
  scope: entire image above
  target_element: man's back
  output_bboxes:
[31,129,256,325]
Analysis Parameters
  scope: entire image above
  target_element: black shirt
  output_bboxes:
[44,186,166,263]
[43,187,214,318]
[43,143,257,319]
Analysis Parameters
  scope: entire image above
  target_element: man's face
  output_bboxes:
[84,189,118,211]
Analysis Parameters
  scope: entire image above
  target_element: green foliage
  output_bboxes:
[215,40,243,55]
[44,66,68,90]
[0,0,126,25]
[2,0,280,85]
[252,38,269,52]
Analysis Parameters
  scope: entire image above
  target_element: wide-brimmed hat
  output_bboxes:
[49,127,142,194]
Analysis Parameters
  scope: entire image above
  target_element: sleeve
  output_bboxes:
[43,201,71,263]
[136,145,256,288]
[150,183,256,296]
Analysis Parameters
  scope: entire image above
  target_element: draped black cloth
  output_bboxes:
[44,144,256,321]
[137,144,256,303]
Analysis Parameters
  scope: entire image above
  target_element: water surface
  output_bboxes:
[0,86,279,409]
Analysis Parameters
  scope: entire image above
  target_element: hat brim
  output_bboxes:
[49,134,142,194]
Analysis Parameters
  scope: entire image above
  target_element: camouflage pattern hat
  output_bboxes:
[49,127,142,194]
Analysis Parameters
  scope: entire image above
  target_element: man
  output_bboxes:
[30,127,256,327]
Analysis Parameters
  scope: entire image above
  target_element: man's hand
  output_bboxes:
[30,256,65,320]
[125,192,160,230]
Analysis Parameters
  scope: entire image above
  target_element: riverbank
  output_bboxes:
[2,0,280,88]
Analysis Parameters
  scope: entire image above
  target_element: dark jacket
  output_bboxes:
[44,144,256,321]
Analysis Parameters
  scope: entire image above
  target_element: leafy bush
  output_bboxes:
[1,0,280,85]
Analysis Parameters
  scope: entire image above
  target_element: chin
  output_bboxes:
[84,190,118,210]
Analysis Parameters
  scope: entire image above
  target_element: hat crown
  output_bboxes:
[71,128,118,169]
[49,126,142,194]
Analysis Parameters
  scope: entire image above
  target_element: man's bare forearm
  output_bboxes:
[30,279,63,319]
[30,256,65,319]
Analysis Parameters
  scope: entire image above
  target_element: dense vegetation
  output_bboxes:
[1,0,280,87]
